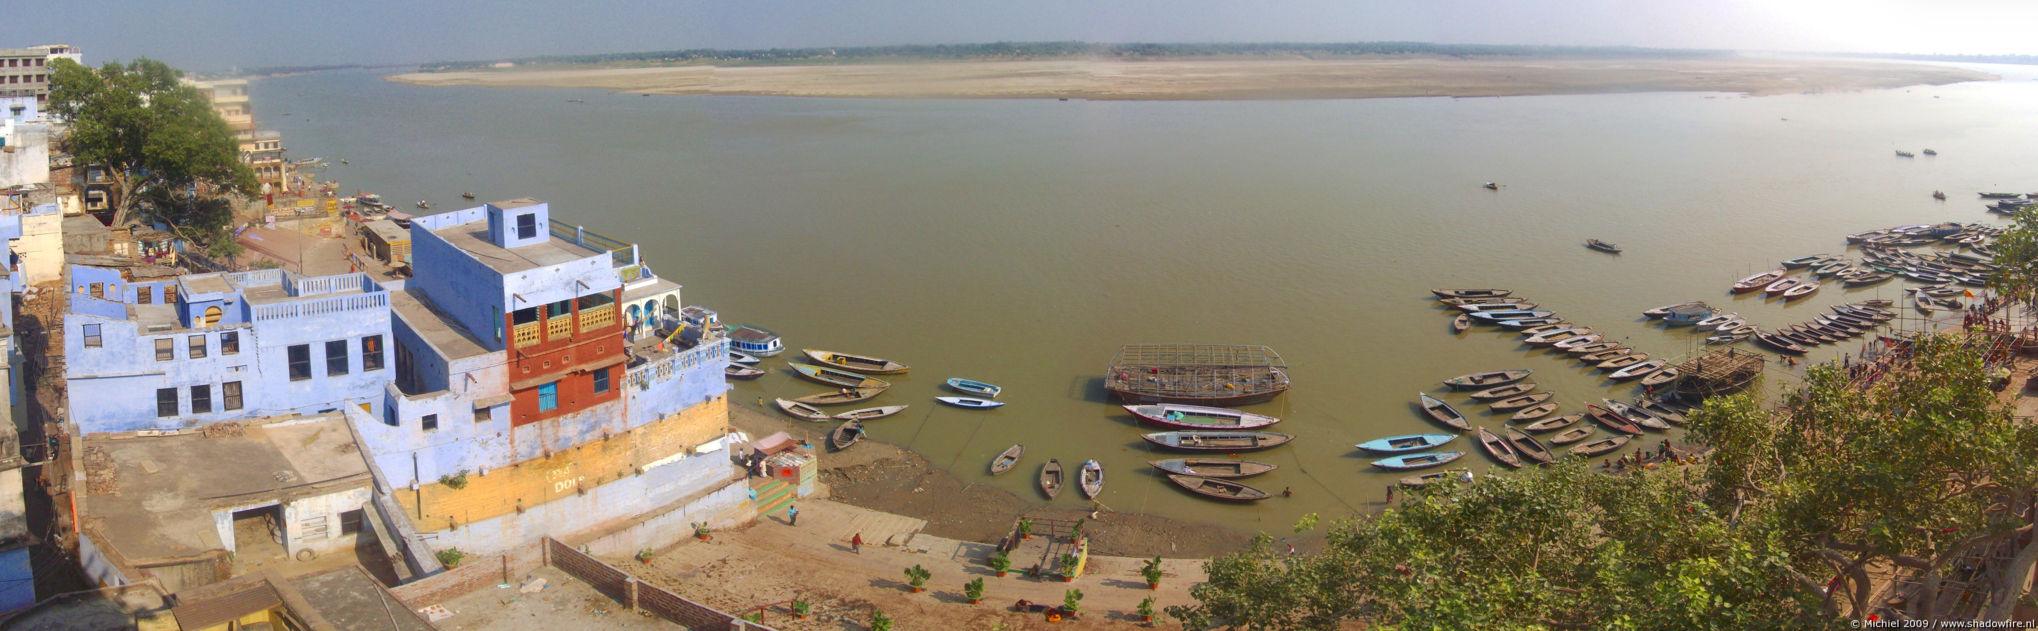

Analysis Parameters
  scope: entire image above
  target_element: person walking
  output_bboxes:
[851,532,863,553]
[1385,485,1395,503]
[788,504,799,526]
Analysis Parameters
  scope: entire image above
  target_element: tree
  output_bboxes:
[49,57,255,228]
[1990,206,2038,307]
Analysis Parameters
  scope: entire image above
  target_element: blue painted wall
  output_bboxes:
[406,211,508,352]
[0,545,32,612]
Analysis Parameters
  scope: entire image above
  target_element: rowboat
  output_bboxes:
[1167,474,1271,502]
[1754,332,1808,355]
[1477,427,1523,468]
[1040,460,1063,498]
[946,378,1002,398]
[1443,370,1531,389]
[775,398,833,421]
[1548,426,1597,445]
[1124,404,1282,431]
[1452,314,1470,333]
[1842,271,1894,286]
[1469,382,1537,401]
[1521,413,1583,433]
[1586,404,1642,436]
[1608,359,1669,381]
[729,351,763,365]
[1432,288,1512,299]
[1470,309,1556,322]
[1586,239,1623,253]
[1694,313,1735,329]
[802,349,910,374]
[1814,261,1853,277]
[1149,459,1278,479]
[1782,281,1819,300]
[1524,327,1590,345]
[1456,302,1540,312]
[1638,367,1682,388]
[1638,399,1688,425]
[1509,402,1559,421]
[1763,277,1802,296]
[1372,451,1466,470]
[724,364,766,380]
[1602,399,1671,431]
[1418,392,1471,431]
[794,387,887,406]
[1782,254,1834,268]
[836,405,909,421]
[1579,347,1631,363]
[1487,391,1552,410]
[1597,354,1649,371]
[1141,431,1295,452]
[989,444,1024,475]
[1551,334,1604,350]
[1570,436,1631,458]
[791,363,891,389]
[1519,323,1569,336]
[1356,433,1457,454]
[1079,459,1104,499]
[1495,317,1566,329]
[829,420,863,450]
[1440,296,1518,306]
[1398,468,1472,487]
[1732,269,1787,293]
[936,396,1004,409]
[1505,427,1555,465]
[1643,301,1705,318]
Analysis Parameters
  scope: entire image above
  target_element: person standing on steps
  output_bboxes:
[788,504,799,526]
[851,532,863,553]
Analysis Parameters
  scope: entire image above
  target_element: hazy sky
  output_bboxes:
[13,0,2038,71]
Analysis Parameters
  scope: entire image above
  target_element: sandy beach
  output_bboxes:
[387,56,1993,100]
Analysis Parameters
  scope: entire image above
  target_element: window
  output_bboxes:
[515,213,536,240]
[137,288,152,304]
[513,307,540,324]
[422,414,438,431]
[88,283,102,299]
[202,306,222,326]
[156,388,177,417]
[326,340,349,375]
[547,300,571,319]
[362,335,384,371]
[538,382,558,412]
[339,509,364,535]
[475,405,492,422]
[493,306,503,341]
[593,367,611,394]
[190,385,211,414]
[288,344,311,380]
[187,335,207,359]
[221,332,239,355]
[155,338,174,362]
[223,382,243,411]
[164,286,177,303]
[82,324,101,348]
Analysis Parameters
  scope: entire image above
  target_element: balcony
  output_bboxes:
[546,314,572,341]
[577,304,615,333]
[513,322,540,349]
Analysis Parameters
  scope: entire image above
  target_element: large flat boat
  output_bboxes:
[1106,344,1290,406]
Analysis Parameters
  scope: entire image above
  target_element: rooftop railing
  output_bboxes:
[253,292,389,322]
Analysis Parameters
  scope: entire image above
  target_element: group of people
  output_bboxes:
[1603,439,1698,473]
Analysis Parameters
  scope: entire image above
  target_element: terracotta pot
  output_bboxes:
[1148,582,1160,590]
[795,614,807,620]
[995,571,1007,577]
[968,598,980,604]
[911,586,924,593]
[696,534,710,541]
[1061,576,1074,583]
[1141,614,1153,622]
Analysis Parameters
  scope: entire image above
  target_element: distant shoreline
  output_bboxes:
[384,56,1995,101]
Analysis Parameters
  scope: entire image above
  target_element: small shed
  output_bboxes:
[359,220,410,265]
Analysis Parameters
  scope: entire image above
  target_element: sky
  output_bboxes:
[13,0,2038,72]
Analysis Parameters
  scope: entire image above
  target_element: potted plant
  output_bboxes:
[1017,518,1033,540]
[692,522,712,541]
[740,611,763,623]
[434,547,465,569]
[1067,517,1085,542]
[988,550,1011,577]
[790,599,810,620]
[1136,596,1156,624]
[871,609,893,631]
[904,565,931,593]
[1141,556,1163,589]
[635,548,654,564]
[1061,588,1084,617]
[963,577,985,604]
[1058,553,1080,582]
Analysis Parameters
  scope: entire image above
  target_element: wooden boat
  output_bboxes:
[728,325,785,357]
[1489,392,1555,411]
[1443,370,1531,389]
[1141,431,1295,452]
[1841,271,1894,286]
[1106,344,1289,406]
[1149,459,1278,479]
[724,364,766,379]
[1643,301,1704,318]
[794,387,887,406]
[1469,382,1537,401]
[936,396,1004,409]
[1814,260,1853,277]
[946,378,1001,397]
[1638,367,1682,388]
[1548,425,1596,445]
[1663,303,1715,326]
[1166,475,1271,502]
[1638,399,1687,425]
[1079,460,1104,499]
[1518,323,1570,336]
[1124,404,1282,431]
[803,349,911,374]
[1895,150,1914,158]
[1456,302,1540,312]
[1495,317,1566,329]
[1356,433,1457,454]
[1586,239,1623,253]
[1596,354,1648,371]
[1510,402,1559,421]
[1452,314,1470,333]
[1694,313,1735,330]
[1782,281,1820,300]
[1602,400,1671,430]
[1418,392,1471,431]
[775,398,833,421]
[989,444,1024,475]
[1398,468,1472,487]
[1470,309,1556,322]
[1371,451,1466,470]
[1763,277,1802,296]
[1551,334,1604,350]
[1979,192,2024,199]
[1732,269,1787,293]
[1523,327,1590,345]
[1781,254,1834,268]
[1040,460,1063,498]
[1477,427,1523,468]
[1570,436,1631,458]
[835,405,909,421]
[829,420,863,450]
[1432,288,1512,299]
[1923,149,1938,156]
[791,363,891,389]
[1754,332,1808,355]
[1579,347,1632,363]
[729,351,763,365]
[1608,359,1669,381]
[1505,427,1555,465]
[1440,296,1518,306]
[1562,341,1619,356]
[460,191,476,200]
[1586,404,1642,436]
[1521,413,1583,433]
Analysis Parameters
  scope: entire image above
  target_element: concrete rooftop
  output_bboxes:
[389,288,493,362]
[432,221,605,275]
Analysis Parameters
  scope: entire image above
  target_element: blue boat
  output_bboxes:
[1371,451,1466,470]
[1468,310,1556,321]
[1494,317,1564,329]
[946,378,1002,398]
[1356,433,1457,454]
[936,396,1004,409]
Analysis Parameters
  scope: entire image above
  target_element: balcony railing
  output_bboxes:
[578,304,616,332]
[252,292,389,322]
[513,322,540,349]
[546,314,572,341]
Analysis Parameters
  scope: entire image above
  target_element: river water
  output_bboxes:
[253,63,2038,533]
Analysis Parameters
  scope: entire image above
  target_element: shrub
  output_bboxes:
[434,547,465,568]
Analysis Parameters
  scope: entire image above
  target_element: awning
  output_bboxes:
[750,432,798,455]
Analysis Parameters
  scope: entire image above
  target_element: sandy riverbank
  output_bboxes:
[386,56,1993,100]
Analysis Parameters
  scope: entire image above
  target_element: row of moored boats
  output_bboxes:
[1440,289,1682,386]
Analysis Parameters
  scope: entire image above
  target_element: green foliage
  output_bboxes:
[1141,556,1164,585]
[963,577,985,600]
[1068,517,1085,541]
[1138,595,1156,618]
[437,469,469,490]
[434,547,464,568]
[1990,206,2038,305]
[49,58,256,227]
[1062,588,1083,614]
[1016,518,1031,537]
[870,608,892,631]
[740,611,762,623]
[249,259,282,270]
[691,522,710,536]
[1058,553,1080,578]
[790,599,809,615]
[986,549,1011,573]
[1292,512,1319,533]
[903,564,930,588]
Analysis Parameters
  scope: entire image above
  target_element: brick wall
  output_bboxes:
[638,582,732,631]
[544,537,764,630]
[388,542,544,608]
[545,538,628,603]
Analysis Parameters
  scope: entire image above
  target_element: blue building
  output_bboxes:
[62,266,393,433]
